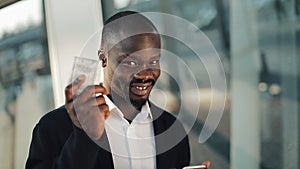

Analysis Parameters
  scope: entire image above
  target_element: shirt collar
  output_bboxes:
[104,95,153,122]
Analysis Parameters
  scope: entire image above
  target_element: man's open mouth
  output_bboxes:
[134,86,147,90]
[130,80,154,96]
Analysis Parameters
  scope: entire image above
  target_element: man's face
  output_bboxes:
[106,34,161,105]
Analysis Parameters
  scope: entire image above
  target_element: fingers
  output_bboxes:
[85,95,106,107]
[81,104,109,119]
[65,74,109,104]
[202,160,211,168]
[64,76,110,132]
[98,104,110,120]
[73,94,110,119]
[77,95,107,113]
[87,104,110,120]
[76,84,109,103]
[68,97,110,129]
[65,75,86,103]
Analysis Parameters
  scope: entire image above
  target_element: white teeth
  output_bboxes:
[135,86,147,90]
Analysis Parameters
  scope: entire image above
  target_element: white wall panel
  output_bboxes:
[44,0,103,106]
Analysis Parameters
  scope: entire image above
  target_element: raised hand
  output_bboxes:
[64,75,110,140]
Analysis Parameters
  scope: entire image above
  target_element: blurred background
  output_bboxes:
[0,0,299,169]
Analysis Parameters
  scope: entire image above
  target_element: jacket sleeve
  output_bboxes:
[177,134,191,168]
[25,123,100,169]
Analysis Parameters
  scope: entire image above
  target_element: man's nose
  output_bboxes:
[134,68,154,80]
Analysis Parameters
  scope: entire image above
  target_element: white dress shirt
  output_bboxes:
[104,95,156,169]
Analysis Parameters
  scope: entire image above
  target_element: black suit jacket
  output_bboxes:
[26,103,190,169]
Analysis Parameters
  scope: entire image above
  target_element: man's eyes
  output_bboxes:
[122,61,137,66]
[150,60,159,65]
[121,60,159,67]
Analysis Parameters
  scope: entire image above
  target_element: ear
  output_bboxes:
[98,49,107,67]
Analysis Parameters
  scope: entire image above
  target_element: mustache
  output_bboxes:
[130,78,156,85]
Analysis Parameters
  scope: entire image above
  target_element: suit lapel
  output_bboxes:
[150,103,169,169]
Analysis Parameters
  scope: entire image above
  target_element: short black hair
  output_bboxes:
[104,11,138,25]
[101,11,160,51]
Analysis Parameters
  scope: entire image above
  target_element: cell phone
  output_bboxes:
[182,164,207,169]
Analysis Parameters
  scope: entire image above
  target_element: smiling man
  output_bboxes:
[26,11,190,169]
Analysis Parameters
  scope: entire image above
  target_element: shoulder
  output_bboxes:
[150,103,177,122]
[39,106,71,126]
[36,106,73,135]
[150,102,187,133]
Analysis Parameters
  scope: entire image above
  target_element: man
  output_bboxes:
[26,11,190,169]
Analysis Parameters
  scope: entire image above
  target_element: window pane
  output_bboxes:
[0,0,54,168]
[101,0,299,169]
[101,0,230,168]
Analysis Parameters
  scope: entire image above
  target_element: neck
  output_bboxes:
[109,91,146,121]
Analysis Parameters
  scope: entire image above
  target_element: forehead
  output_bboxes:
[102,15,160,51]
[110,33,161,55]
